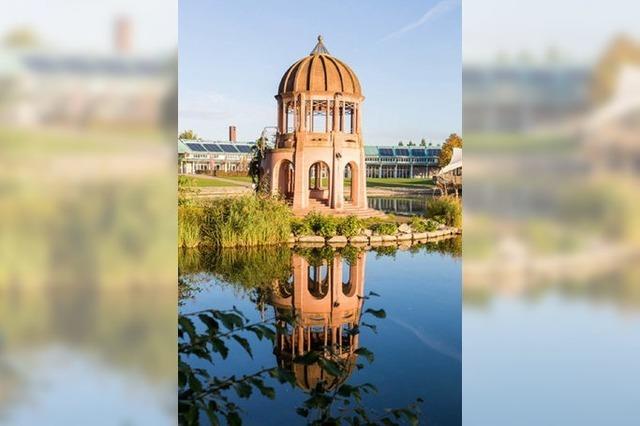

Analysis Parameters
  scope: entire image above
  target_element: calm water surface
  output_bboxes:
[179,239,461,425]
[368,196,427,216]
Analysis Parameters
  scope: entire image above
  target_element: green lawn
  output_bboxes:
[221,176,253,183]
[188,177,248,187]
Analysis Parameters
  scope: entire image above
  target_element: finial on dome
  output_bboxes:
[310,35,330,55]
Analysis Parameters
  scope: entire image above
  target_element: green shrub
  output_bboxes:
[291,219,312,236]
[409,216,427,233]
[304,212,337,238]
[409,216,441,233]
[371,222,398,235]
[425,218,440,232]
[337,215,363,237]
[317,217,337,238]
[426,196,461,228]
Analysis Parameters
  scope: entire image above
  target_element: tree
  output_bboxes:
[3,28,40,47]
[398,141,403,146]
[591,35,640,105]
[249,136,269,193]
[407,140,414,147]
[179,129,200,140]
[420,138,427,147]
[438,133,463,167]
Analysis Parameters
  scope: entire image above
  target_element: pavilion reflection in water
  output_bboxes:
[269,251,366,390]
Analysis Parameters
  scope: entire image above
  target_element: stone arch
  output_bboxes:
[307,263,329,299]
[341,259,355,297]
[275,159,295,200]
[308,161,331,204]
[343,161,359,204]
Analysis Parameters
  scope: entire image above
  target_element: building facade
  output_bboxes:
[463,63,590,132]
[364,146,441,178]
[178,138,254,174]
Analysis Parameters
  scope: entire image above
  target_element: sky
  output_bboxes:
[1,0,176,54]
[179,0,462,145]
[463,0,640,64]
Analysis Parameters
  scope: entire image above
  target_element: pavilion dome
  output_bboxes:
[277,35,362,97]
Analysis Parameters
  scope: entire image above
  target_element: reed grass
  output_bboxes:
[199,195,292,248]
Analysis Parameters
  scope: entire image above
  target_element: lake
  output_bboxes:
[179,238,461,425]
[368,196,428,216]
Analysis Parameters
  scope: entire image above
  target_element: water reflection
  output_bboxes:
[368,196,426,215]
[179,239,461,425]
[272,251,366,391]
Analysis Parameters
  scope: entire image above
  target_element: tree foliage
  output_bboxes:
[180,130,201,140]
[591,35,640,105]
[248,137,267,191]
[438,133,463,168]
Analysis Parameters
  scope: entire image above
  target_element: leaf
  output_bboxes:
[257,324,275,341]
[293,351,320,365]
[392,408,419,425]
[211,337,229,359]
[198,314,219,335]
[361,322,378,333]
[296,407,310,418]
[337,384,357,398]
[232,335,253,358]
[305,393,332,409]
[269,367,296,385]
[246,325,263,340]
[365,308,386,318]
[354,347,375,363]
[250,378,276,399]
[234,382,253,399]
[360,383,377,394]
[225,411,242,426]
[218,312,236,331]
[188,373,203,394]
[185,404,199,425]
[205,402,220,426]
[179,316,197,341]
[318,358,343,377]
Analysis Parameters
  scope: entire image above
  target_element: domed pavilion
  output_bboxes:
[263,36,381,216]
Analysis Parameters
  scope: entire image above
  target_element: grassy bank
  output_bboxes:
[178,192,461,248]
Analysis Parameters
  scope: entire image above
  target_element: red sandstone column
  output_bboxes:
[358,145,367,208]
[293,147,307,211]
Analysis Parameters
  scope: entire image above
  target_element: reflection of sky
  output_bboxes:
[464,296,640,425]
[2,346,173,425]
[180,246,461,425]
